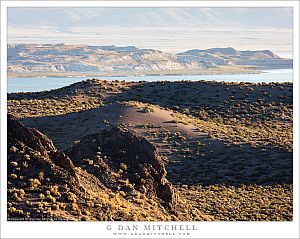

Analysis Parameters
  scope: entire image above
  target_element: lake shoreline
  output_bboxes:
[8,66,293,79]
[8,70,263,79]
[8,65,262,79]
[8,68,293,93]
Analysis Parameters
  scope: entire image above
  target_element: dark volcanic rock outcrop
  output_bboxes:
[7,115,187,221]
[7,114,79,220]
[66,125,177,209]
[8,114,75,176]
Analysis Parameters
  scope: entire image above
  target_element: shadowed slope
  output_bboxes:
[8,114,209,221]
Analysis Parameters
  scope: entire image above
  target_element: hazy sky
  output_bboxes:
[7,7,293,57]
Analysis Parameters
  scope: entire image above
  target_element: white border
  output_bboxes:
[1,1,299,239]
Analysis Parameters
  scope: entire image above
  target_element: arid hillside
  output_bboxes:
[8,79,293,221]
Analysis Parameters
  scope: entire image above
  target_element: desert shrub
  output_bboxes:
[198,109,209,120]
[120,163,128,171]
[29,178,41,189]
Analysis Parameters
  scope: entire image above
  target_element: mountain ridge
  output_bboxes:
[8,8,293,29]
[8,44,293,78]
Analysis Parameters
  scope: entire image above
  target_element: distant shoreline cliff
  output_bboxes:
[8,44,293,78]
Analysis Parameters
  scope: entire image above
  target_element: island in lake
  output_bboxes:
[8,44,293,78]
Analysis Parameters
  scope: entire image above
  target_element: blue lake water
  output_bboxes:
[7,69,293,93]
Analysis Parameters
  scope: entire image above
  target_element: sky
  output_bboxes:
[7,7,293,57]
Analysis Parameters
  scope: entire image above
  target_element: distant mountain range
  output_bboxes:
[7,44,293,77]
[8,8,293,55]
[8,8,293,29]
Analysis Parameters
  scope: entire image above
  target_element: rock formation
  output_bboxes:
[66,125,177,209]
[7,115,185,221]
[8,113,75,176]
